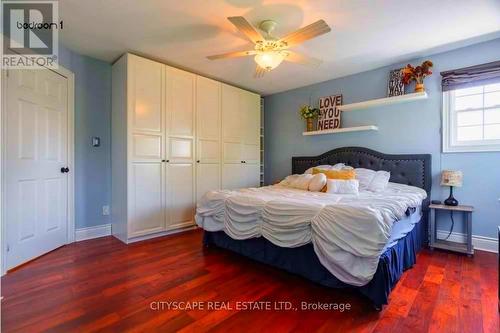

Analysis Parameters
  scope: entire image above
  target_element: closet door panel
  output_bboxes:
[242,144,259,165]
[196,163,220,201]
[131,56,163,133]
[167,164,195,229]
[244,164,260,188]
[196,76,221,164]
[196,77,220,140]
[241,91,260,145]
[129,163,165,237]
[166,68,195,137]
[169,137,194,163]
[223,142,242,164]
[222,84,241,143]
[132,134,162,161]
[198,139,220,163]
[222,164,245,190]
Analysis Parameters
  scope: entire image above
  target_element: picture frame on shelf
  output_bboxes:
[387,68,405,97]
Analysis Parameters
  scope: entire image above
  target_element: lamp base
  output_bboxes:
[444,197,458,206]
[444,186,459,206]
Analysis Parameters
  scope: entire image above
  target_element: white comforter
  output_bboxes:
[195,183,427,286]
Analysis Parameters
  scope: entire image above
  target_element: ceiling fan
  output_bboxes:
[207,16,331,78]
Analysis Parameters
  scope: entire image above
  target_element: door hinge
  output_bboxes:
[5,69,9,78]
[6,244,10,252]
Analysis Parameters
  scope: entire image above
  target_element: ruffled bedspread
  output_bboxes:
[195,183,427,286]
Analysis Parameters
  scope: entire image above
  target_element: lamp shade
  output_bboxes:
[441,170,463,187]
[254,51,286,71]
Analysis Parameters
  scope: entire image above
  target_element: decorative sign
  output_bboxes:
[317,94,342,131]
[387,68,405,97]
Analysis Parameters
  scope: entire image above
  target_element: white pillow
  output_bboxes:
[326,179,359,195]
[355,168,376,190]
[279,174,299,187]
[368,171,390,192]
[308,173,327,192]
[289,174,314,190]
[330,163,346,170]
[304,165,331,174]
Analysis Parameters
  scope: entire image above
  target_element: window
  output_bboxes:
[443,82,500,152]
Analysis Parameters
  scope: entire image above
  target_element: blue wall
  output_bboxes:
[58,44,112,229]
[264,38,500,239]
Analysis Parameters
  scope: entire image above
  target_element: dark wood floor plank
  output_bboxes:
[1,230,497,333]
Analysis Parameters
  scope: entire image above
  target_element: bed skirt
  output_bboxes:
[203,217,425,307]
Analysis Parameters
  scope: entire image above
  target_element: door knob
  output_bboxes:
[60,167,69,173]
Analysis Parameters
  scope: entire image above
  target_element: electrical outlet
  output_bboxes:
[102,205,110,216]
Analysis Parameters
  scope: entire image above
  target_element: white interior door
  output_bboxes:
[5,68,69,269]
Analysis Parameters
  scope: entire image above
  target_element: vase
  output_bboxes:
[415,83,425,93]
[306,118,314,131]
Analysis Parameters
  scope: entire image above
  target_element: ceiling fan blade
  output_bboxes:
[254,66,266,78]
[207,50,256,60]
[227,16,265,44]
[279,19,331,47]
[284,51,322,66]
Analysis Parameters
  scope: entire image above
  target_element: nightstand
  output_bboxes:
[429,204,474,256]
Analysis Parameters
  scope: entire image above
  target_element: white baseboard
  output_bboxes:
[124,225,197,244]
[436,230,497,253]
[75,224,112,242]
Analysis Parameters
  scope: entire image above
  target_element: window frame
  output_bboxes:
[442,85,500,153]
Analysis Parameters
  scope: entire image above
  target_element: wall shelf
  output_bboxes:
[303,125,378,136]
[338,92,428,112]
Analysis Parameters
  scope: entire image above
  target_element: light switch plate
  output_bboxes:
[102,205,110,216]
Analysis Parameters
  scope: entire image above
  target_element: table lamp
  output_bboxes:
[441,170,463,206]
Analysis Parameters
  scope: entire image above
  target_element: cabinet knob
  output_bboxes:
[162,159,166,162]
[196,160,200,163]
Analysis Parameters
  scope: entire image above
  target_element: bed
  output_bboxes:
[197,147,431,309]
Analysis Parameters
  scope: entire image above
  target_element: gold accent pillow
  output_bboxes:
[312,168,356,192]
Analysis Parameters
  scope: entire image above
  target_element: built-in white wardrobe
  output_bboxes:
[111,53,261,243]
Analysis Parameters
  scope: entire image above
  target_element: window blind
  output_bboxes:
[441,60,500,92]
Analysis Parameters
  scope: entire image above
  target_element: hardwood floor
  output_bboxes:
[1,229,498,333]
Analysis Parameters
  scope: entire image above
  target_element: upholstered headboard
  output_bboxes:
[292,146,432,195]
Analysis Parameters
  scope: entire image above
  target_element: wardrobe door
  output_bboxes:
[128,55,166,237]
[222,84,242,164]
[196,76,221,201]
[222,164,245,190]
[165,67,196,229]
[244,164,261,188]
[241,91,261,165]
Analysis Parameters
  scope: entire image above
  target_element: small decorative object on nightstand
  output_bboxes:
[429,204,474,256]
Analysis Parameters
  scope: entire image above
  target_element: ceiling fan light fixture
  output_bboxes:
[254,51,287,71]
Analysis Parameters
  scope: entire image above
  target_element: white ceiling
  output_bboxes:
[59,0,500,95]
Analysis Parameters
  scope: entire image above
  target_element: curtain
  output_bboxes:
[441,60,500,91]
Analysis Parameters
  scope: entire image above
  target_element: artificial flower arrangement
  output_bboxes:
[299,105,319,131]
[402,60,433,92]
